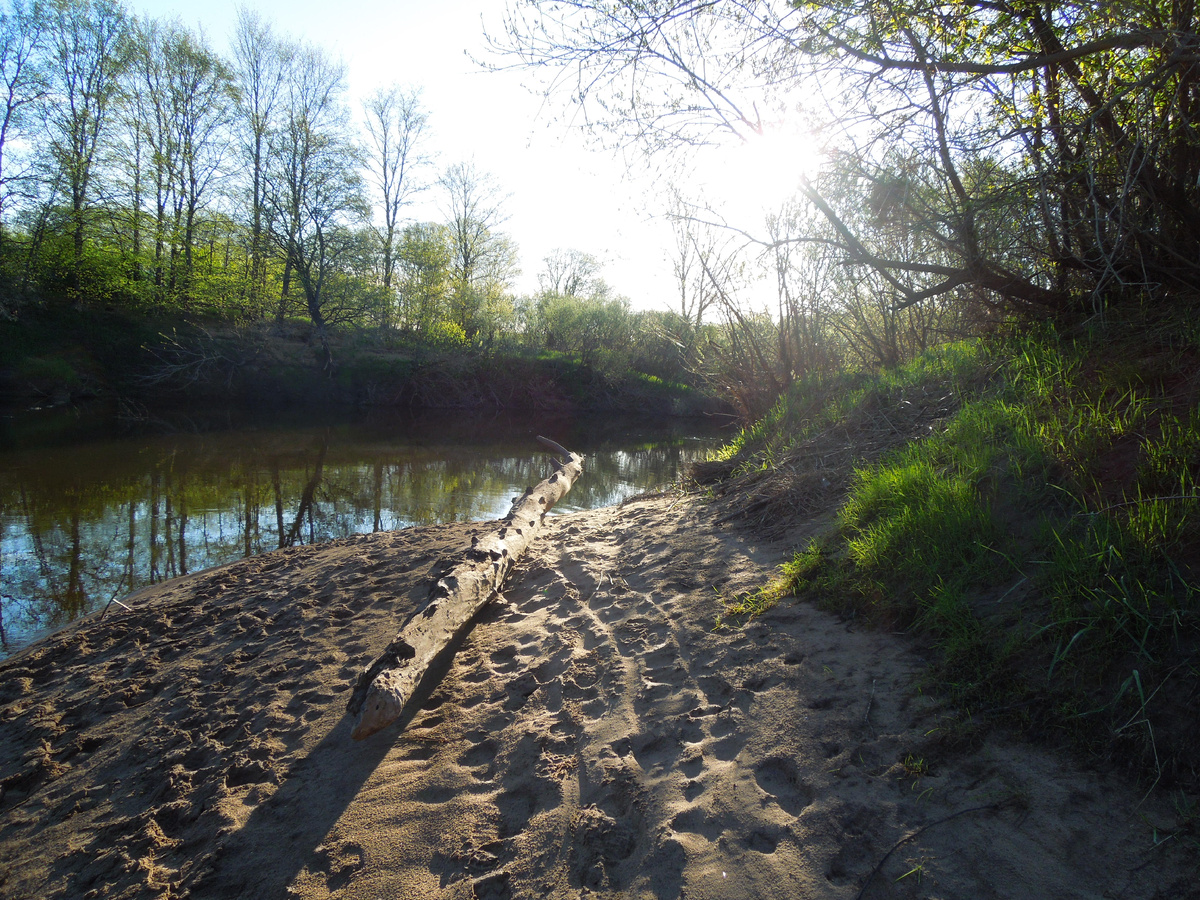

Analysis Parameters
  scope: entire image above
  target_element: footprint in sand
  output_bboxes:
[531,655,570,685]
[678,719,704,745]
[471,868,512,900]
[679,753,704,779]
[570,805,637,890]
[401,742,439,762]
[745,828,782,854]
[710,735,743,761]
[579,696,609,721]
[459,739,499,771]
[503,672,539,711]
[496,787,539,838]
[304,839,366,892]
[461,666,493,684]
[754,757,815,817]
[631,732,676,772]
[489,645,521,674]
[670,805,722,840]
[562,660,602,703]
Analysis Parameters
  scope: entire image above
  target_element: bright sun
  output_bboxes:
[695,124,823,224]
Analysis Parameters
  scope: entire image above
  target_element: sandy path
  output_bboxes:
[0,496,1196,899]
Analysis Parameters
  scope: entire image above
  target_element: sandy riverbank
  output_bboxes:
[1,494,1196,899]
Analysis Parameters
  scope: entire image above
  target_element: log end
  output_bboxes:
[350,671,407,741]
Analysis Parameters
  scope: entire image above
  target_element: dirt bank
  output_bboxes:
[0,495,1196,899]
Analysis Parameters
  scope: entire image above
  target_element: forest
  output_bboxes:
[13,0,1180,418]
[0,0,728,413]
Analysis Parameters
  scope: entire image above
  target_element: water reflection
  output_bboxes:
[0,409,729,658]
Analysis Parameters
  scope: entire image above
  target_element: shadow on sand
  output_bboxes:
[193,638,469,899]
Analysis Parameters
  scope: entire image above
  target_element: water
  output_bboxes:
[0,405,733,659]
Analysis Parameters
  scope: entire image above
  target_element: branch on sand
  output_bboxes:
[346,436,584,741]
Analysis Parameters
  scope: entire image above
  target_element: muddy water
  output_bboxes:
[0,406,732,658]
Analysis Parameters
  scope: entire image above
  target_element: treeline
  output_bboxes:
[0,0,545,343]
[0,0,770,412]
[24,0,1199,419]
[0,0,704,384]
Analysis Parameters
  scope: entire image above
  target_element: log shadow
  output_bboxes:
[192,625,475,899]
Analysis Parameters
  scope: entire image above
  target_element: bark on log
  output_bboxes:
[346,436,584,741]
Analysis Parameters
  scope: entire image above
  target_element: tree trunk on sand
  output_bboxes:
[346,437,584,741]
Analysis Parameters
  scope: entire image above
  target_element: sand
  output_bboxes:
[1,494,1197,899]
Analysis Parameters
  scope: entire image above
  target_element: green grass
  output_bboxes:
[715,308,1200,788]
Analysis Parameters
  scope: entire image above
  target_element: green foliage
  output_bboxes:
[396,222,452,332]
[840,445,1001,600]
[728,314,1200,785]
[30,227,140,308]
[424,319,469,351]
[531,292,633,370]
[16,355,81,393]
[723,338,992,471]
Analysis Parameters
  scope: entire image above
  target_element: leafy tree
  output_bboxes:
[494,0,1200,320]
[472,230,520,346]
[0,0,46,233]
[126,17,234,308]
[527,249,634,369]
[42,0,131,303]
[262,42,368,342]
[362,84,430,291]
[231,7,291,317]
[439,160,518,341]
[395,220,450,333]
[535,291,632,368]
[538,247,600,297]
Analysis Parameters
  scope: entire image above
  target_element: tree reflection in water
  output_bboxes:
[0,410,730,657]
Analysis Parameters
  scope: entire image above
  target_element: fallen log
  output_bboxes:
[346,436,584,741]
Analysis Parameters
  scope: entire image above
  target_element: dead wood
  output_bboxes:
[346,436,584,741]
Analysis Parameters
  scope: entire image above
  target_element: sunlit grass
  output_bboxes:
[721,312,1200,785]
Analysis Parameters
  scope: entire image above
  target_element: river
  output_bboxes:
[0,405,733,659]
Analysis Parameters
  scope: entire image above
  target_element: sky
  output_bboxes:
[130,0,701,310]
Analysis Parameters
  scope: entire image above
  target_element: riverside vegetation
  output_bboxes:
[696,301,1200,801]
[0,303,719,414]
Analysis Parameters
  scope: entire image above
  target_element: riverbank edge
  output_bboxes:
[0,308,729,417]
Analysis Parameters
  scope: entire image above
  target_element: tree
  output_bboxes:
[362,84,429,291]
[0,0,46,233]
[492,0,787,150]
[538,247,600,297]
[231,7,291,316]
[127,17,234,306]
[42,0,131,302]
[263,43,367,344]
[535,291,631,368]
[787,0,1200,307]
[494,0,1200,320]
[473,230,519,345]
[667,191,717,332]
[395,221,450,334]
[162,26,233,306]
[439,160,517,341]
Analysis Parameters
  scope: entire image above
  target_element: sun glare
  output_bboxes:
[696,125,823,224]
